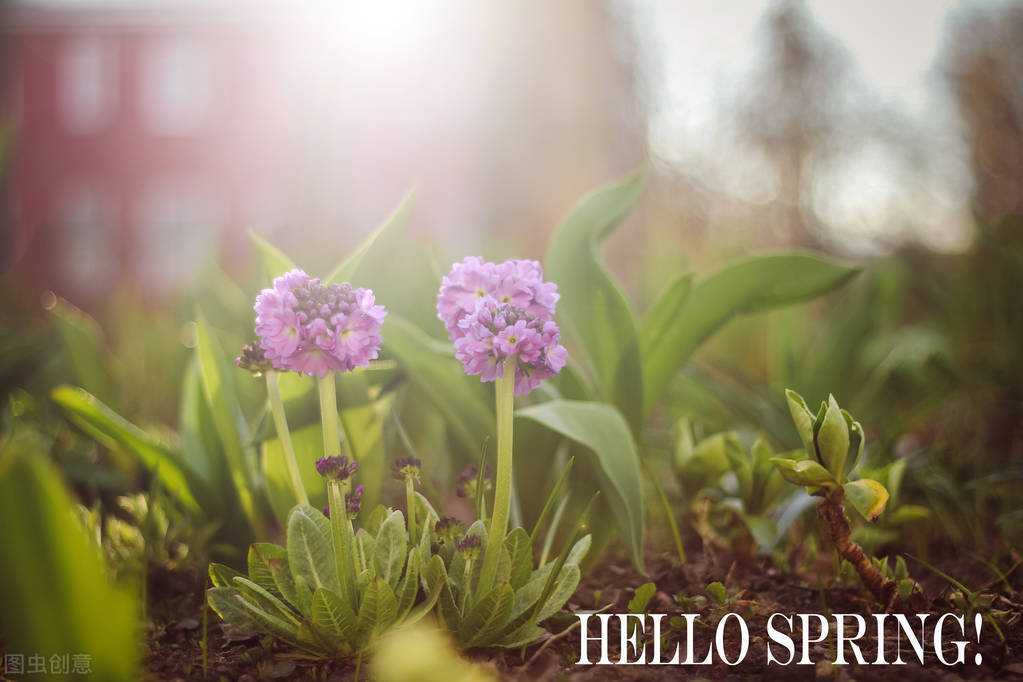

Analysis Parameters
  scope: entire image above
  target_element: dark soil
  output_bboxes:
[142,547,1023,681]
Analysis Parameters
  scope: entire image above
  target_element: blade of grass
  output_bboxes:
[529,457,575,547]
[645,461,686,564]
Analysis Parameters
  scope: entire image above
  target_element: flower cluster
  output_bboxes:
[437,258,566,395]
[315,455,359,481]
[254,269,386,378]
[454,533,482,559]
[390,456,422,482]
[322,484,362,519]
[435,517,465,543]
[235,341,272,374]
[455,464,492,500]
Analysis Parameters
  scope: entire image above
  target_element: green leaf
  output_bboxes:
[405,555,446,626]
[843,479,890,522]
[208,587,260,633]
[50,298,114,405]
[785,389,816,456]
[706,581,728,605]
[461,582,515,648]
[642,254,859,411]
[51,385,205,513]
[325,189,415,285]
[233,576,299,624]
[534,564,581,625]
[843,410,866,477]
[209,563,244,589]
[268,554,304,613]
[382,315,494,453]
[770,456,837,489]
[374,509,409,588]
[516,400,645,570]
[546,171,645,431]
[628,582,656,613]
[248,543,287,598]
[0,433,139,681]
[396,549,421,620]
[639,273,692,374]
[287,505,339,594]
[816,395,850,481]
[357,577,398,646]
[311,587,357,643]
[249,231,297,285]
[504,527,533,590]
[195,312,266,535]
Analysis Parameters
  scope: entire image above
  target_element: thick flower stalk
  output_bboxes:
[391,457,421,544]
[317,455,360,608]
[252,269,386,503]
[437,257,566,598]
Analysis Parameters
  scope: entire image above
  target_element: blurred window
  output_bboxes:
[141,38,213,136]
[60,35,118,134]
[139,183,220,294]
[62,187,116,292]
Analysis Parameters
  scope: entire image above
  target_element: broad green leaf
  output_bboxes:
[396,549,421,619]
[196,312,266,535]
[706,581,728,605]
[546,171,645,431]
[287,505,339,593]
[50,298,114,405]
[233,591,305,649]
[248,543,287,598]
[0,434,138,681]
[461,582,515,647]
[628,582,656,613]
[52,385,204,513]
[208,587,260,633]
[843,410,866,477]
[267,554,303,612]
[233,576,299,623]
[843,479,890,522]
[516,400,645,570]
[325,189,415,285]
[209,563,244,588]
[816,395,850,481]
[642,253,859,412]
[383,315,494,453]
[374,509,409,588]
[504,527,532,590]
[534,564,581,624]
[770,457,837,489]
[639,273,692,373]
[405,555,446,626]
[311,587,357,642]
[249,231,297,285]
[358,578,399,646]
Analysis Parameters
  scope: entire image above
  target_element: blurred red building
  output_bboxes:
[4,2,301,302]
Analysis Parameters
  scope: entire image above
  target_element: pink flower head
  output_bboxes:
[452,296,567,396]
[437,257,559,341]
[254,269,386,377]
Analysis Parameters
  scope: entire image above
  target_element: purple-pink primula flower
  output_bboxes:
[254,269,386,378]
[437,257,559,341]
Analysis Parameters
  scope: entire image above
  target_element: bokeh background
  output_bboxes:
[2,0,1022,550]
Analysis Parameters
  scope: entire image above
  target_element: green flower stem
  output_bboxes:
[405,477,418,546]
[477,355,517,597]
[318,374,342,458]
[266,370,309,506]
[327,479,359,609]
[460,557,474,613]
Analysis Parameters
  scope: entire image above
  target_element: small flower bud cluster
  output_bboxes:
[455,464,492,500]
[235,342,273,375]
[315,455,359,481]
[254,269,386,378]
[455,533,482,559]
[390,456,422,482]
[435,517,466,544]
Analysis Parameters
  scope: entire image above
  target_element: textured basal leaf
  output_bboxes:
[209,563,244,589]
[233,591,307,650]
[248,543,287,598]
[52,385,205,513]
[437,580,461,632]
[843,479,890,522]
[396,549,421,619]
[287,505,339,594]
[311,587,357,643]
[509,563,555,622]
[233,577,299,623]
[504,528,533,589]
[357,578,399,647]
[208,587,260,633]
[374,509,408,588]
[405,555,446,626]
[268,556,301,613]
[546,171,645,431]
[566,535,591,568]
[461,582,515,647]
[770,457,837,489]
[516,400,644,570]
[293,574,313,617]
[495,548,512,587]
[491,624,546,649]
[641,254,858,412]
[356,529,375,575]
[534,564,581,624]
